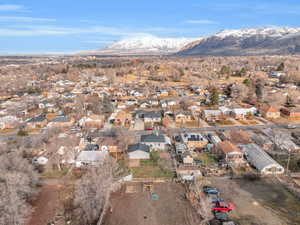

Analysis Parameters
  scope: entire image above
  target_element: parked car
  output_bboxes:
[210,197,225,203]
[287,124,297,129]
[203,186,220,195]
[214,211,229,222]
[212,202,236,212]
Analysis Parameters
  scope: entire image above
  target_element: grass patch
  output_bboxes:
[42,168,69,179]
[217,120,235,125]
[195,153,218,166]
[131,166,173,178]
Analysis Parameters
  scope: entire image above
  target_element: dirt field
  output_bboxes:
[207,177,300,225]
[103,182,201,225]
[27,179,63,225]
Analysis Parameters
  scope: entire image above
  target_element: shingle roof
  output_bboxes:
[128,143,150,152]
[52,116,71,123]
[27,114,46,123]
[141,134,165,143]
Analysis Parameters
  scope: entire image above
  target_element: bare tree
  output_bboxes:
[0,146,39,225]
[72,156,117,225]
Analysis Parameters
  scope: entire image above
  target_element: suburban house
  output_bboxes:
[175,143,189,155]
[176,165,202,181]
[260,105,280,119]
[280,107,300,118]
[180,132,208,149]
[239,144,284,175]
[202,109,222,122]
[175,111,193,123]
[76,151,108,167]
[26,114,48,129]
[182,152,194,165]
[49,116,75,128]
[207,133,222,146]
[143,111,162,123]
[127,143,150,167]
[161,99,177,108]
[231,107,257,120]
[140,133,170,151]
[0,116,21,129]
[216,141,245,166]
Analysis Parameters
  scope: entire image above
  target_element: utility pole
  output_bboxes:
[286,149,291,175]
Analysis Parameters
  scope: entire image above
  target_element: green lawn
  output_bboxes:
[195,153,218,166]
[131,166,174,178]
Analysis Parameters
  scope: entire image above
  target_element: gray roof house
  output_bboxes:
[140,133,170,150]
[143,111,162,123]
[128,143,150,160]
[239,144,284,175]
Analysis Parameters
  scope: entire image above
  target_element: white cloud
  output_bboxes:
[185,19,218,25]
[0,4,24,11]
[0,16,56,22]
[0,25,145,37]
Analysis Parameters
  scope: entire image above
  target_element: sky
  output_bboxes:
[1,0,300,54]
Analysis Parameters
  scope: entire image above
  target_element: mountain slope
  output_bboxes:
[94,36,200,55]
[177,27,300,56]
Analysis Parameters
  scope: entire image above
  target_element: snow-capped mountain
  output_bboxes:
[177,26,300,56]
[215,27,300,39]
[95,35,200,55]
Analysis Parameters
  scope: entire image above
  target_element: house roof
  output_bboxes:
[239,144,283,171]
[217,141,242,154]
[52,116,71,123]
[144,111,162,118]
[128,143,150,152]
[181,132,207,143]
[203,110,222,116]
[84,144,100,151]
[77,151,108,162]
[27,114,46,123]
[141,134,165,143]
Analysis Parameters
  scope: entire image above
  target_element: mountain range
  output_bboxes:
[93,35,199,55]
[177,27,300,56]
[92,26,300,56]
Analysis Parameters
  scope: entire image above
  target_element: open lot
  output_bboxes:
[103,182,201,225]
[206,177,300,225]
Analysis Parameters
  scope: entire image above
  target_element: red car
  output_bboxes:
[212,202,236,212]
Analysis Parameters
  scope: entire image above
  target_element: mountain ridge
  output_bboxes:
[177,26,300,56]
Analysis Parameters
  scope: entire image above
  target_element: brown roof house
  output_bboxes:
[48,116,75,128]
[260,105,280,119]
[281,107,300,118]
[216,141,245,166]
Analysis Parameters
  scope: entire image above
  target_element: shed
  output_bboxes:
[239,144,284,175]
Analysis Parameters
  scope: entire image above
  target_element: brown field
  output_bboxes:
[103,182,201,225]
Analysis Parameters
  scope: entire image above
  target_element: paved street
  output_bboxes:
[92,123,300,137]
